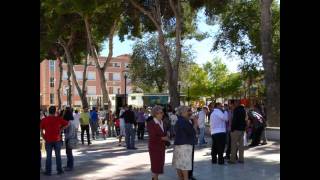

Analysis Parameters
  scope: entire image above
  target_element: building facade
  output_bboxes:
[40,54,133,109]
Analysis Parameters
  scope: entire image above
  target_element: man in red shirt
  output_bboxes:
[40,106,69,176]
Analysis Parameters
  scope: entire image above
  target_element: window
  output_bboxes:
[49,60,55,72]
[88,72,96,80]
[113,62,121,67]
[109,87,113,94]
[113,73,121,81]
[131,96,136,100]
[87,86,96,95]
[124,63,129,69]
[113,87,120,94]
[63,71,68,80]
[50,93,55,104]
[50,77,54,87]
[109,73,113,81]
[117,88,120,94]
[75,71,83,80]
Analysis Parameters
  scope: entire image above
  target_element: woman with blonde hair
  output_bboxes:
[172,106,197,180]
[147,105,170,180]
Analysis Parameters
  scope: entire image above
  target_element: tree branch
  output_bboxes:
[128,0,161,31]
[102,19,118,72]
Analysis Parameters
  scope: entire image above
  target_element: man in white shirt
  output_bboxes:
[210,102,228,165]
[198,107,208,146]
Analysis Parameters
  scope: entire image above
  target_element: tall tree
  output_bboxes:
[126,0,200,108]
[130,33,194,93]
[62,0,123,109]
[260,0,279,126]
[41,0,89,108]
[196,0,280,126]
[203,58,229,102]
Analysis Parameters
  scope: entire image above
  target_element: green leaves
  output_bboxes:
[210,0,279,63]
[183,57,243,100]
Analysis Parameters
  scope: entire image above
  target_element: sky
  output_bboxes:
[101,9,242,73]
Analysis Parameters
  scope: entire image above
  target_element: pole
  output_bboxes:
[124,74,127,105]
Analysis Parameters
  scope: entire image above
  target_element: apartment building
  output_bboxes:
[40,54,133,109]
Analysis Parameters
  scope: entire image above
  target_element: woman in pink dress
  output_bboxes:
[147,105,170,180]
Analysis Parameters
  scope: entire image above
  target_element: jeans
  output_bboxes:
[90,121,99,139]
[211,133,226,164]
[125,123,135,149]
[45,141,63,173]
[80,125,91,144]
[66,140,74,169]
[198,127,206,145]
[137,122,145,139]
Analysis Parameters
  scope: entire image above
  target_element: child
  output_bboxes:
[114,117,120,137]
[101,121,108,140]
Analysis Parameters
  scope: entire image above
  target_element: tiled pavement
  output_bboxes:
[40,133,280,180]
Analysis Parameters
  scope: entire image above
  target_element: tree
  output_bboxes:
[130,34,166,93]
[198,0,280,126]
[62,0,123,109]
[239,60,262,99]
[222,72,242,100]
[182,59,242,103]
[260,0,279,126]
[203,58,228,101]
[41,0,89,108]
[125,0,201,108]
[130,33,194,93]
[183,63,211,100]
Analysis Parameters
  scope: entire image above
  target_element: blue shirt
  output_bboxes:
[90,111,98,123]
[174,116,196,145]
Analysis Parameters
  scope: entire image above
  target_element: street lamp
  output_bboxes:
[123,70,128,105]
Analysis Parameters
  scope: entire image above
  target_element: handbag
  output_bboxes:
[67,138,78,149]
[66,123,78,149]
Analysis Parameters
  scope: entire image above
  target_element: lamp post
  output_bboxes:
[123,70,128,105]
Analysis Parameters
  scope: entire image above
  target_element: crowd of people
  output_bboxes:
[40,100,267,179]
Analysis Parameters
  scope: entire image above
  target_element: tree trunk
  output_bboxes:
[80,53,89,109]
[129,0,181,109]
[260,0,280,127]
[59,37,87,108]
[56,57,63,109]
[66,60,72,106]
[84,16,116,110]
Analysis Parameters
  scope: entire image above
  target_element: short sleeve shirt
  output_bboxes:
[40,116,68,143]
